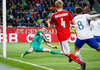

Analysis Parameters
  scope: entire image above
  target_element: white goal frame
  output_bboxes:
[3,0,7,58]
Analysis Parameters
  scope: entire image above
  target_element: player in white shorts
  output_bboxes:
[69,7,100,62]
[47,1,86,70]
[90,12,100,43]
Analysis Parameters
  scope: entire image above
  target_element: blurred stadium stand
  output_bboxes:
[0,0,97,27]
[93,0,100,13]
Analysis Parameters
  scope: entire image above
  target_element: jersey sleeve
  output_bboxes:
[36,30,42,35]
[37,30,47,40]
[50,15,55,24]
[85,14,92,20]
[98,20,100,24]
[86,14,100,20]
[68,12,73,21]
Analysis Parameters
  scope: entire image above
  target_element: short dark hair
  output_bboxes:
[75,7,83,14]
[41,26,46,29]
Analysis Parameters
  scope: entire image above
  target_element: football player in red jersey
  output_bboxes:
[47,0,86,70]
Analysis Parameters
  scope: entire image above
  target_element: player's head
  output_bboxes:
[55,0,63,10]
[75,6,83,15]
[41,26,46,33]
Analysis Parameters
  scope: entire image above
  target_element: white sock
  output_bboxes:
[75,51,82,61]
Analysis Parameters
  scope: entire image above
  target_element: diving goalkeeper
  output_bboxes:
[21,26,61,58]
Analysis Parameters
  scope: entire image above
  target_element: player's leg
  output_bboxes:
[37,47,61,54]
[24,48,34,55]
[74,38,86,61]
[59,40,86,70]
[21,47,34,58]
[87,38,100,51]
[75,47,82,60]
[94,36,100,43]
[21,42,35,58]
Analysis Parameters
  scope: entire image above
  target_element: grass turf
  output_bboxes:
[0,42,100,70]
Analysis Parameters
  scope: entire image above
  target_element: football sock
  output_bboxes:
[24,50,29,56]
[68,53,83,65]
[50,50,61,54]
[75,51,82,60]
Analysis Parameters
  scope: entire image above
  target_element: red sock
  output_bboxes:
[69,53,83,65]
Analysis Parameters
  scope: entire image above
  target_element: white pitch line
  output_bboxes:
[39,63,76,65]
[7,58,54,70]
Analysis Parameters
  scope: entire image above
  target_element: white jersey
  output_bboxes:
[90,19,100,36]
[74,14,94,40]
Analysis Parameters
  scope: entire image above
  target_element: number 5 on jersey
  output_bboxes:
[61,18,65,28]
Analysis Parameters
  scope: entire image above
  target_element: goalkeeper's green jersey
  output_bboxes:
[31,30,47,45]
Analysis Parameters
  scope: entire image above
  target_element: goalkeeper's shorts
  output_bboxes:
[30,42,43,52]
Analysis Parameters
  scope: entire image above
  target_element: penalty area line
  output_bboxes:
[7,58,54,70]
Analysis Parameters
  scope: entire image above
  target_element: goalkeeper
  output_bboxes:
[21,26,61,58]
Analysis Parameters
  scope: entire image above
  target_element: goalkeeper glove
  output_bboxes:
[45,40,50,43]
[52,46,58,49]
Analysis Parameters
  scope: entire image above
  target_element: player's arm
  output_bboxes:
[71,19,76,25]
[87,14,100,20]
[47,19,53,28]
[45,42,58,49]
[46,15,54,28]
[39,33,50,43]
[68,12,76,25]
[39,33,48,42]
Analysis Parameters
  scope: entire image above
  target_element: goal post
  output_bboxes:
[3,0,7,58]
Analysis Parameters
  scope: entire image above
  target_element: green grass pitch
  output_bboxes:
[0,42,100,70]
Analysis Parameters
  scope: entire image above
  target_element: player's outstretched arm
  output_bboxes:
[39,33,47,41]
[39,33,50,43]
[45,42,58,49]
[87,14,100,20]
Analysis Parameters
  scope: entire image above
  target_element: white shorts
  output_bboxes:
[59,40,70,54]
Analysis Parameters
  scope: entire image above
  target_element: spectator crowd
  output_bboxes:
[97,0,100,4]
[0,0,92,27]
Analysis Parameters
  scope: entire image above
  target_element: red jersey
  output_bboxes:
[50,11,73,41]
